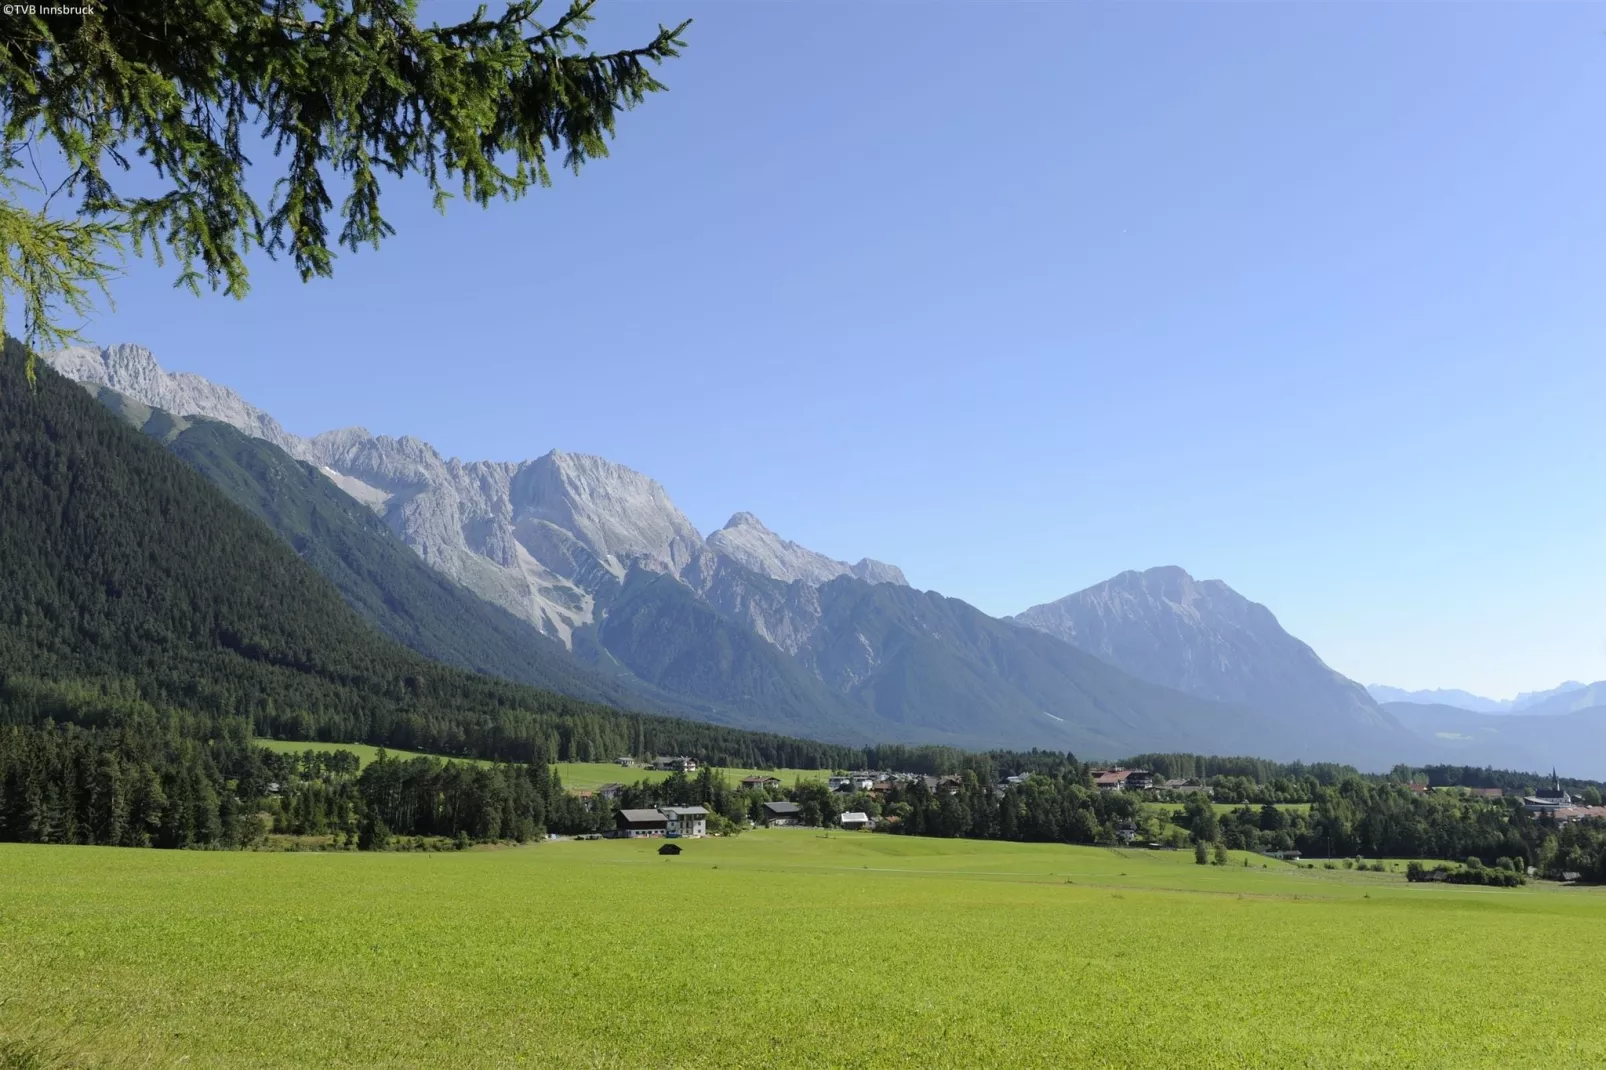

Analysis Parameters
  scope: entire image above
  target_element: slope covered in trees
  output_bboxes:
[0,342,863,771]
[87,388,662,710]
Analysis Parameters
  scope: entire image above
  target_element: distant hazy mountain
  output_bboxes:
[1011,566,1412,760]
[1516,682,1606,718]
[1366,685,1511,714]
[1383,701,1606,780]
[1367,680,1593,715]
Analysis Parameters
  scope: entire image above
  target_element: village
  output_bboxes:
[596,760,1222,841]
[585,759,1606,860]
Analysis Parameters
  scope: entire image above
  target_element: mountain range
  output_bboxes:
[1380,702,1606,778]
[41,342,1596,773]
[1367,681,1601,716]
[0,340,863,772]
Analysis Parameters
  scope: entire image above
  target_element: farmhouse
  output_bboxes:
[614,757,635,768]
[596,782,625,800]
[741,775,783,790]
[612,806,708,838]
[1095,769,1155,792]
[614,809,670,838]
[652,756,699,774]
[839,811,872,831]
[1552,805,1606,826]
[662,806,709,838]
[763,801,804,827]
[1466,787,1505,799]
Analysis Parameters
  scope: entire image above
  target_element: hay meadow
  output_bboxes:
[3,833,1604,1068]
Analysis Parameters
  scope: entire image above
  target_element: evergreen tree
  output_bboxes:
[0,0,691,365]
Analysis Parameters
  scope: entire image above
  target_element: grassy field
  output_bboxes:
[550,761,828,791]
[3,835,1603,1068]
[257,739,487,767]
[256,742,829,793]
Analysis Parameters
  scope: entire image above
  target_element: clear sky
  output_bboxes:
[47,1,1606,699]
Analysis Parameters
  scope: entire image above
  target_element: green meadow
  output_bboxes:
[3,835,1604,1068]
[256,739,478,768]
[550,761,828,791]
[256,741,829,793]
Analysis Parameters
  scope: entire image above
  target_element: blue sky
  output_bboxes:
[50,1,1606,698]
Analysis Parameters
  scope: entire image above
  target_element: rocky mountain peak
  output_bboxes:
[1013,566,1401,740]
[46,344,312,460]
[706,512,907,588]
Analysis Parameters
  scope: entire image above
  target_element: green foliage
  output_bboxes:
[0,0,688,366]
[0,176,119,371]
[1406,860,1527,887]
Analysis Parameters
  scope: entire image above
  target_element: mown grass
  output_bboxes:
[256,742,830,793]
[3,834,1602,1068]
[256,738,489,768]
[550,761,828,791]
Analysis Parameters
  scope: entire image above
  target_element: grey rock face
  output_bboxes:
[46,343,903,649]
[1012,565,1405,741]
[706,512,906,588]
[48,344,311,459]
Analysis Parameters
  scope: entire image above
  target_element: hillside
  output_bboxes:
[0,342,865,771]
[86,387,665,710]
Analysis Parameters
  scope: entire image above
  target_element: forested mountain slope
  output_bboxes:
[0,342,862,770]
[86,387,664,710]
